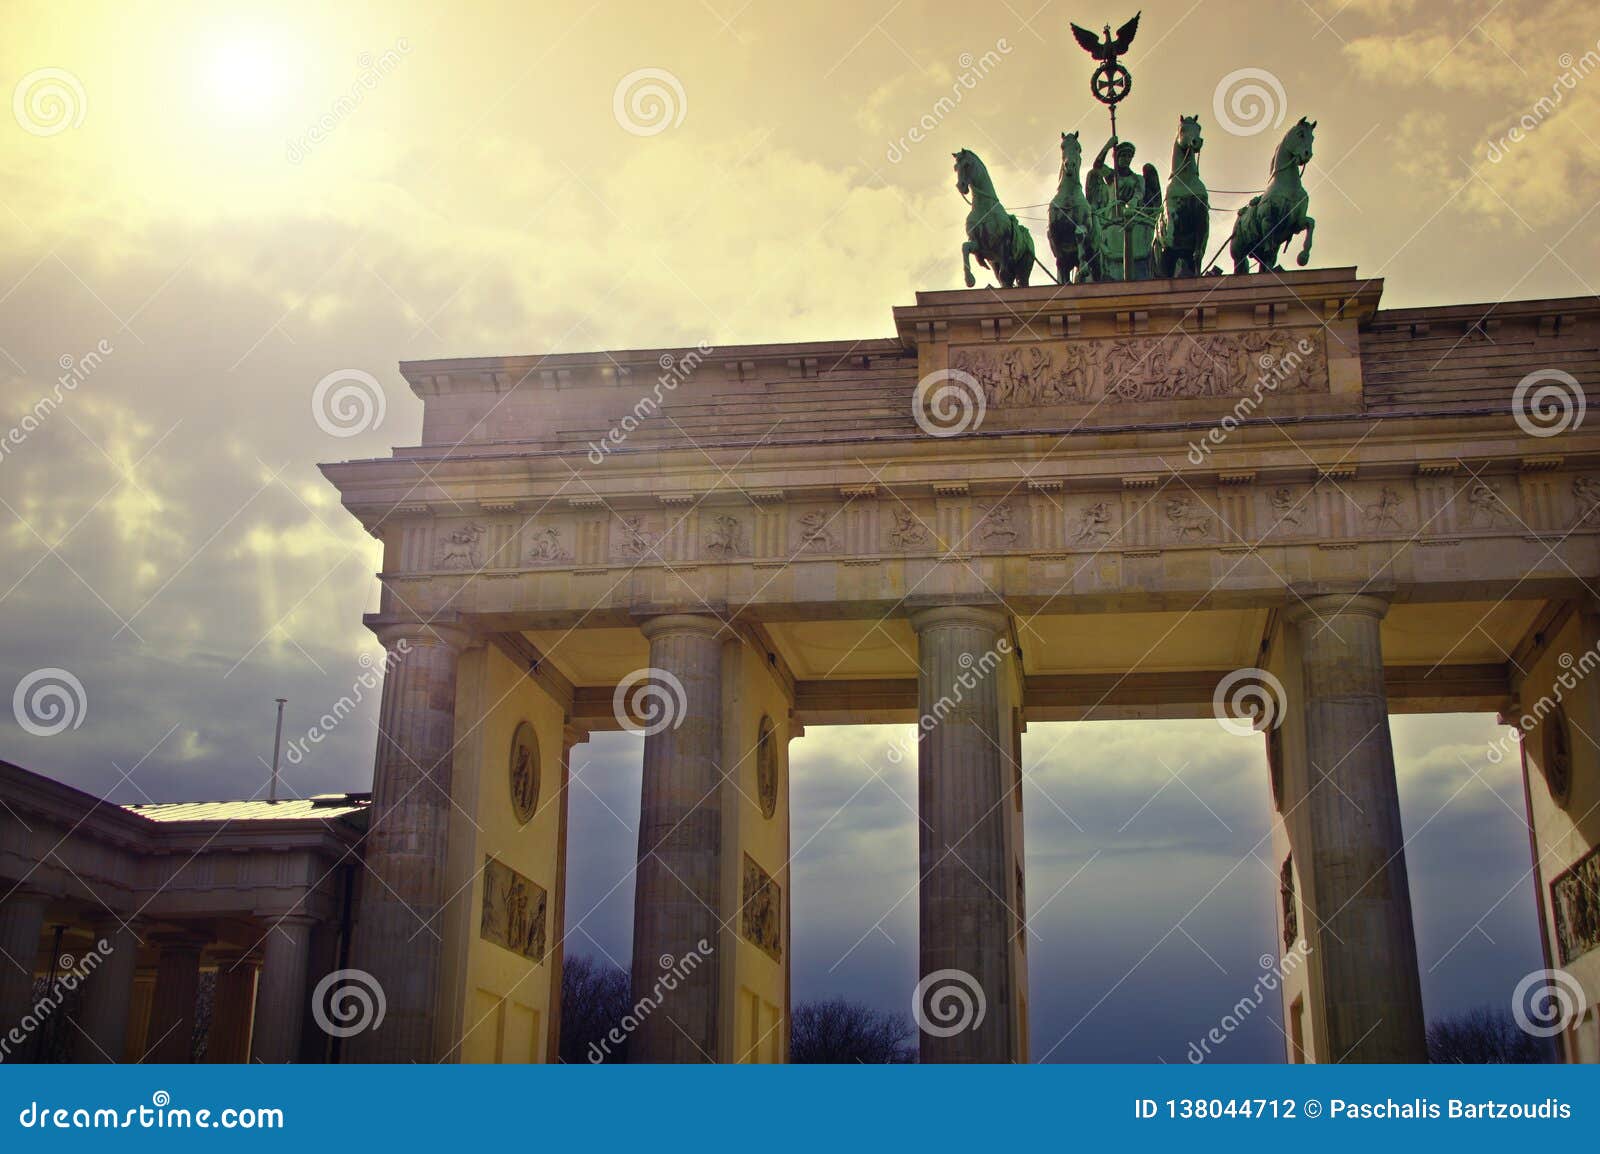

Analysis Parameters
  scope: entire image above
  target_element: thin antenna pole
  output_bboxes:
[271,697,287,802]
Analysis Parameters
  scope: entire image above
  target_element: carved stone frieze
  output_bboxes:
[704,512,750,558]
[1552,842,1600,965]
[525,524,572,564]
[977,501,1019,548]
[613,514,661,560]
[435,521,485,569]
[1464,481,1511,528]
[794,509,839,553]
[401,466,1600,579]
[1070,499,1116,545]
[1280,855,1299,952]
[481,855,547,962]
[1164,495,1212,542]
[1573,476,1600,527]
[1362,486,1406,532]
[1267,486,1309,534]
[886,506,932,549]
[741,853,782,961]
[948,328,1325,409]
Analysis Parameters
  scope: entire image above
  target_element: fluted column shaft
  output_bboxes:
[146,935,205,1063]
[0,890,46,1044]
[629,615,724,1062]
[1288,594,1426,1062]
[251,916,315,1063]
[74,918,141,1063]
[911,606,1017,1063]
[348,622,471,1063]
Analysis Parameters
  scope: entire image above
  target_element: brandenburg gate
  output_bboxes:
[320,267,1600,1064]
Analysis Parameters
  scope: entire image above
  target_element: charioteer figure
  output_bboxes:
[1086,135,1160,280]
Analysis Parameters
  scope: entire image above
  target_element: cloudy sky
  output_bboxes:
[1,0,1589,1060]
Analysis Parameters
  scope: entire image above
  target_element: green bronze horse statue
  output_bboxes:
[1151,114,1209,279]
[1231,117,1316,274]
[954,148,1035,288]
[1048,131,1098,284]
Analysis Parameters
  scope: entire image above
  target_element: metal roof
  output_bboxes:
[123,793,370,823]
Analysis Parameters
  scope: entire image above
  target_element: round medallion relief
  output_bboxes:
[756,715,778,820]
[509,721,540,824]
[1543,705,1572,808]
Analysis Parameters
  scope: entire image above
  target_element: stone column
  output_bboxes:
[145,934,205,1063]
[1286,594,1426,1062]
[205,952,259,1063]
[348,621,472,1063]
[74,917,141,1063]
[629,614,724,1063]
[251,915,315,1063]
[0,889,47,1041]
[910,606,1020,1063]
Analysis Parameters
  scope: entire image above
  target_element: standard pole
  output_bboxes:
[270,697,287,802]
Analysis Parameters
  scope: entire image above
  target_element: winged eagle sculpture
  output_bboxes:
[1070,11,1140,62]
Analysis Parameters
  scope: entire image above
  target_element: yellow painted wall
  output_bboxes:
[1264,617,1326,1063]
[440,642,567,1063]
[719,637,792,1063]
[1515,608,1600,1062]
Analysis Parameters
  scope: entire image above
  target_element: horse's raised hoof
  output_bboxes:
[964,271,976,288]
[1296,251,1310,266]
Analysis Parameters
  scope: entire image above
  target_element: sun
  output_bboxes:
[204,34,287,120]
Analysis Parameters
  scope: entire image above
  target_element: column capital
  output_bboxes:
[255,912,320,933]
[1,881,53,903]
[908,604,1009,635]
[87,912,141,942]
[1284,592,1390,627]
[636,612,728,642]
[209,949,262,971]
[364,614,477,653]
[150,930,209,952]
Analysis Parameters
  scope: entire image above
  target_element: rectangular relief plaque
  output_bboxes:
[741,853,782,961]
[481,854,547,963]
[1551,844,1600,965]
[946,328,1327,411]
